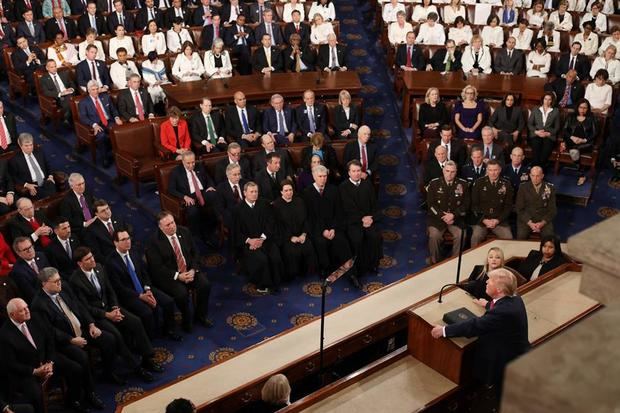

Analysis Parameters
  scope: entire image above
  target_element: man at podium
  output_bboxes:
[431,269,530,394]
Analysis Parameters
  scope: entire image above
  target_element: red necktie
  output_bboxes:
[191,171,205,206]
[25,0,32,9]
[0,118,8,150]
[59,19,67,39]
[29,218,51,247]
[134,91,144,120]
[107,222,114,237]
[171,235,187,272]
[490,300,496,310]
[295,24,300,33]
[361,144,368,172]
[406,46,412,68]
[214,25,219,38]
[94,98,108,127]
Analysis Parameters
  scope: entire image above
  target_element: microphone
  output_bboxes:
[323,256,356,287]
[437,280,475,303]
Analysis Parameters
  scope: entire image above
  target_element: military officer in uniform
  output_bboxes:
[515,166,556,239]
[470,160,514,247]
[427,160,470,264]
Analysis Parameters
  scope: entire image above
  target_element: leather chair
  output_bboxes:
[109,117,168,196]
[70,95,99,163]
[34,68,68,130]
[325,97,364,137]
[2,48,28,102]
[553,112,606,178]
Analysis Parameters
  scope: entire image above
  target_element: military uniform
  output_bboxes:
[470,176,514,246]
[460,162,486,183]
[427,177,470,264]
[515,180,556,239]
[502,162,531,194]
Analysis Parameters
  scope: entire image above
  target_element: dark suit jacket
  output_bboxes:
[11,46,45,76]
[44,18,78,40]
[145,226,199,290]
[395,43,426,70]
[225,104,261,141]
[192,5,216,26]
[423,158,444,186]
[0,24,16,49]
[224,23,255,48]
[135,7,163,31]
[493,48,524,74]
[516,250,567,280]
[283,44,316,71]
[251,46,284,72]
[295,104,328,137]
[45,236,80,280]
[215,179,247,227]
[84,217,130,263]
[0,113,18,154]
[9,253,51,303]
[107,11,135,33]
[78,93,119,128]
[248,2,275,23]
[444,295,530,385]
[70,264,120,320]
[7,210,52,247]
[105,249,153,303]
[59,190,95,236]
[252,149,293,177]
[475,143,505,166]
[0,160,14,196]
[8,148,52,190]
[189,110,226,146]
[253,22,283,45]
[301,144,339,173]
[262,107,297,137]
[544,78,585,109]
[343,140,379,174]
[333,104,361,138]
[117,87,155,121]
[39,71,76,101]
[76,58,111,89]
[168,163,216,201]
[214,156,253,184]
[461,162,487,183]
[220,2,249,24]
[502,162,530,191]
[14,0,43,21]
[77,13,107,37]
[302,183,345,236]
[69,0,88,15]
[555,52,591,81]
[199,23,223,50]
[317,44,347,70]
[283,22,310,46]
[164,6,191,28]
[430,48,462,72]
[428,139,467,166]
[254,167,287,201]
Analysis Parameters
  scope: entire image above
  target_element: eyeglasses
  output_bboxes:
[47,278,62,285]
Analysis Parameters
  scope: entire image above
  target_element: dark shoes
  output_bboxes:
[87,392,105,410]
[105,372,127,386]
[349,276,362,289]
[136,367,155,383]
[143,358,164,373]
[166,330,183,342]
[196,316,214,328]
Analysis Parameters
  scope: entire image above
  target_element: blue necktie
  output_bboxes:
[124,254,143,294]
[277,110,286,135]
[308,107,316,133]
[241,109,250,133]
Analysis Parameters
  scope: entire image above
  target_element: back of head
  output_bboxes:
[165,398,195,413]
[261,374,291,406]
[488,268,517,296]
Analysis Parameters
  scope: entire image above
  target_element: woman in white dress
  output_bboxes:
[536,21,561,52]
[511,18,533,49]
[590,45,620,83]
[581,2,607,33]
[388,11,413,45]
[499,0,518,26]
[481,14,504,48]
[526,39,551,77]
[141,51,170,105]
[568,0,586,11]
[461,34,492,73]
[141,20,167,56]
[310,13,335,45]
[47,32,79,66]
[443,0,466,24]
[309,0,336,22]
[586,0,614,14]
[283,0,305,23]
[448,16,472,46]
[417,12,445,45]
[585,69,612,114]
[548,1,574,31]
[526,1,547,29]
[78,28,105,61]
[204,38,233,79]
[382,0,406,23]
[412,0,439,23]
[574,21,599,56]
[598,26,620,56]
[172,41,206,82]
[108,25,135,59]
[166,17,193,53]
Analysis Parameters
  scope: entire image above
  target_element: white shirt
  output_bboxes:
[172,52,205,81]
[411,4,438,22]
[388,21,413,45]
[417,22,446,45]
[309,2,336,21]
[310,22,335,45]
[48,72,67,96]
[568,0,586,11]
[586,0,614,14]
[141,32,167,56]
[461,45,492,73]
[108,36,135,59]
[511,27,533,50]
[448,25,473,45]
[166,28,193,53]
[548,11,574,31]
[236,106,252,132]
[581,12,607,33]
[24,152,44,183]
[591,57,620,83]
[47,43,79,65]
[185,168,203,194]
[110,60,140,89]
[536,30,561,52]
[526,9,547,27]
[443,5,465,24]
[141,60,169,103]
[78,40,105,61]
[573,31,599,56]
[526,50,551,77]
[204,50,233,79]
[480,26,502,47]
[382,2,406,23]
[598,36,620,57]
[283,3,305,22]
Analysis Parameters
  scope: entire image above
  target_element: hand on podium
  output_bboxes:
[431,325,444,339]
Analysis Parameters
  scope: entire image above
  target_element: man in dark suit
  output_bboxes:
[296,90,328,140]
[214,142,253,183]
[220,0,249,26]
[0,159,15,215]
[254,152,287,202]
[44,7,78,40]
[75,44,111,91]
[40,60,76,123]
[145,212,212,332]
[0,23,17,53]
[225,91,261,147]
[189,98,227,154]
[9,236,51,302]
[192,0,216,26]
[107,0,135,33]
[16,10,45,45]
[493,36,524,75]
[283,10,310,47]
[224,14,254,75]
[431,269,529,395]
[395,31,426,71]
[31,267,119,396]
[555,42,590,81]
[85,199,131,262]
[460,146,487,184]
[252,33,284,74]
[262,94,297,145]
[284,33,315,72]
[339,160,382,284]
[479,126,505,166]
[117,74,155,122]
[427,125,466,167]
[167,151,219,244]
[135,0,164,30]
[0,100,19,154]
[70,246,162,381]
[13,0,43,21]
[164,0,190,28]
[253,8,282,45]
[232,182,283,293]
[502,146,530,192]
[200,13,223,50]
[215,163,246,229]
[11,36,44,89]
[429,39,462,72]
[0,1,16,22]
[544,69,584,109]
[252,135,293,180]
[70,0,88,15]
[45,217,81,280]
[0,298,90,413]
[106,230,181,340]
[343,126,378,181]
[59,172,96,241]
[423,145,448,186]
[8,197,53,251]
[248,0,274,24]
[9,134,56,200]
[77,1,107,36]
[317,33,348,72]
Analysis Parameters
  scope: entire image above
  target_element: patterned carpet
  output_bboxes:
[2,0,619,411]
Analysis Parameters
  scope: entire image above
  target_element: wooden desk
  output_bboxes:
[162,72,362,109]
[400,72,548,126]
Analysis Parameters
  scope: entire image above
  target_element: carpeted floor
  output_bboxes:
[2,0,619,410]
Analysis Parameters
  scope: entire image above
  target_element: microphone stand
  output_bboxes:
[319,257,356,387]
[437,214,468,303]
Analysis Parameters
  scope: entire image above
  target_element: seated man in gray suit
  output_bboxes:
[493,36,524,75]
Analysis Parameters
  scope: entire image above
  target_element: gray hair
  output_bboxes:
[38,267,60,283]
[68,172,85,186]
[15,197,32,210]
[312,165,329,176]
[226,163,241,176]
[128,73,141,81]
[228,142,241,152]
[86,79,99,90]
[444,160,457,169]
[481,126,494,135]
[212,37,224,50]
[17,132,34,145]
[270,93,284,103]
[181,150,196,160]
[6,298,26,316]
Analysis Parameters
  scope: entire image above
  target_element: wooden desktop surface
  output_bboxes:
[162,72,362,109]
[116,241,540,413]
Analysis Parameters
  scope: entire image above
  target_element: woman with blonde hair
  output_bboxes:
[443,0,466,24]
[256,374,291,412]
[462,247,505,300]
[453,84,485,139]
[418,87,449,139]
[310,13,335,45]
[333,89,361,139]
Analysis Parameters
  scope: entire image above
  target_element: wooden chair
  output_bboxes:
[553,113,606,178]
[69,95,99,163]
[34,69,68,130]
[2,48,29,102]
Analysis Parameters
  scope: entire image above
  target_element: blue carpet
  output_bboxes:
[3,0,620,410]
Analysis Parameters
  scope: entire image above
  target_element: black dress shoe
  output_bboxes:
[143,359,164,373]
[137,367,155,383]
[350,276,362,289]
[68,400,91,413]
[87,392,105,410]
[106,372,127,386]
[196,316,213,328]
[166,331,183,342]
